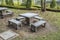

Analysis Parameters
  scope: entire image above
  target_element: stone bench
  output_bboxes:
[0,10,13,19]
[16,17,25,21]
[31,20,46,32]
[3,12,13,16]
[0,30,19,40]
[3,10,14,16]
[33,16,44,21]
[8,19,22,30]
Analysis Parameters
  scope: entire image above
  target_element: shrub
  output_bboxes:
[21,2,26,6]
[50,0,56,8]
[26,0,32,8]
[57,6,60,10]
[33,6,41,8]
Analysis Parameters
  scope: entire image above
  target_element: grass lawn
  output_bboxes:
[38,11,60,40]
[0,8,60,40]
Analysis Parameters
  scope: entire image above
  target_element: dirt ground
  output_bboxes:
[0,10,58,40]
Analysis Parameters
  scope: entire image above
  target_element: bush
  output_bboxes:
[26,0,32,8]
[50,0,56,8]
[33,6,41,8]
[57,6,60,10]
[21,3,26,6]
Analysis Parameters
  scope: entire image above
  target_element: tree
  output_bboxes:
[18,0,20,5]
[9,0,14,5]
[5,0,14,5]
[17,0,20,5]
[21,0,27,6]
[7,0,13,5]
[50,0,56,8]
[41,0,46,12]
[44,0,46,11]
[26,0,32,8]
[1,0,4,5]
[5,0,9,5]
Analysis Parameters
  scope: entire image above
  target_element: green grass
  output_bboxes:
[40,12,60,28]
[46,3,60,10]
[25,12,60,40]
[9,9,60,40]
[37,12,60,40]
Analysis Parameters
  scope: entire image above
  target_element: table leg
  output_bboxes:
[8,21,10,26]
[44,23,46,27]
[1,15,4,19]
[31,26,37,32]
[16,25,20,30]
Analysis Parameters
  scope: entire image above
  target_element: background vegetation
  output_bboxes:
[0,0,60,10]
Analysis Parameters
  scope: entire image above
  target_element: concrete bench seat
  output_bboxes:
[3,12,13,16]
[3,10,13,16]
[6,10,13,13]
[0,9,13,19]
[8,19,22,30]
[32,21,46,27]
[8,19,21,25]
[31,20,46,32]
[34,16,44,20]
[16,17,25,21]
[0,30,19,40]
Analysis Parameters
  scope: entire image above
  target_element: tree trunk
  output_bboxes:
[41,0,46,12]
[44,0,46,11]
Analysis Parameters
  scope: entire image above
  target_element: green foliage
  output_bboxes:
[26,0,32,8]
[1,0,5,5]
[9,0,14,5]
[33,6,41,8]
[5,0,9,5]
[5,0,14,5]
[57,5,60,9]
[50,0,56,8]
[31,0,35,6]
[21,2,26,6]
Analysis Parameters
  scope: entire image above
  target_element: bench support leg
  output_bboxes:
[16,25,20,30]
[8,21,10,26]
[44,23,46,27]
[31,27,37,32]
